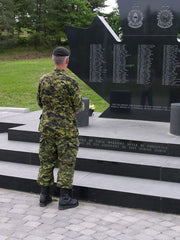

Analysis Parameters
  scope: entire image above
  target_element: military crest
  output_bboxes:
[157,6,173,29]
[127,6,144,29]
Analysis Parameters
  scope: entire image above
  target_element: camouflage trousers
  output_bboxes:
[37,135,79,189]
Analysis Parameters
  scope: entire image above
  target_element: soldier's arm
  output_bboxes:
[37,81,43,109]
[71,80,84,114]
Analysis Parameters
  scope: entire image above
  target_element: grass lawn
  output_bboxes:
[0,57,108,112]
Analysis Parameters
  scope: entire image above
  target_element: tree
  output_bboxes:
[87,0,106,12]
[13,0,33,36]
[0,0,121,48]
[102,7,122,39]
[31,0,96,46]
[0,0,15,36]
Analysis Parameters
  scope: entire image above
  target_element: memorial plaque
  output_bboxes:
[79,136,169,155]
[65,0,180,121]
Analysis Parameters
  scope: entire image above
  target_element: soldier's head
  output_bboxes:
[52,47,70,69]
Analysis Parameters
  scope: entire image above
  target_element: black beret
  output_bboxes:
[52,47,70,56]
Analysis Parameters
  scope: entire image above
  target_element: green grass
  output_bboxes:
[0,58,108,112]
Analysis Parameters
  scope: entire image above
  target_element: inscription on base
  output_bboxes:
[79,136,169,155]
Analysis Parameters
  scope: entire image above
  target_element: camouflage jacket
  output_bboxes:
[37,68,83,139]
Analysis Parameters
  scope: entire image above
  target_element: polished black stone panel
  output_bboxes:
[100,107,170,122]
[76,158,161,180]
[8,129,40,143]
[161,198,180,214]
[162,168,180,183]
[0,123,22,133]
[0,175,40,194]
[0,149,39,165]
[117,0,180,37]
[74,187,161,213]
[65,1,180,121]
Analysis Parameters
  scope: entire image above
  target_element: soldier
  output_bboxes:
[37,46,84,210]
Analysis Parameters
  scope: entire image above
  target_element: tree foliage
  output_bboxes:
[0,0,121,48]
[87,0,106,12]
[0,0,15,35]
[103,8,122,39]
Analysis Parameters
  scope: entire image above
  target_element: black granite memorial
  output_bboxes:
[65,0,180,122]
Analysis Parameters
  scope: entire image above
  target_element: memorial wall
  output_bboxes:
[65,0,180,121]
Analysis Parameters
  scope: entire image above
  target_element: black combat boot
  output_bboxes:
[39,186,52,207]
[58,188,79,210]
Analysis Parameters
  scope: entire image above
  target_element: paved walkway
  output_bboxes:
[1,188,180,240]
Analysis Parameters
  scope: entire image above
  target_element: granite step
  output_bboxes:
[1,110,180,156]
[6,119,180,157]
[0,161,180,214]
[1,133,180,182]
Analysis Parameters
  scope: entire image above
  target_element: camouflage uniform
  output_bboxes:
[37,68,83,189]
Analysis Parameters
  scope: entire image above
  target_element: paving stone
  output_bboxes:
[46,233,65,240]
[1,188,180,240]
[75,236,93,240]
[161,220,176,227]
[151,224,168,232]
[134,234,154,240]
[171,226,180,232]
[63,230,81,238]
[143,228,161,236]
[115,234,133,240]
[13,203,29,208]
[23,215,40,222]
[24,221,41,228]
[92,232,108,240]
[11,231,29,239]
[104,238,117,240]
[80,221,96,228]
[0,217,9,223]
[83,216,100,223]
[102,215,119,223]
[105,229,120,237]
[66,224,86,232]
[0,198,11,203]
[24,235,45,240]
[80,229,96,236]
[0,236,8,240]
[39,217,57,225]
[52,221,69,228]
[52,227,67,235]
[155,233,175,240]
[93,225,107,232]
[122,215,139,223]
[41,212,57,218]
[163,230,180,238]
[69,218,83,224]
[9,208,27,214]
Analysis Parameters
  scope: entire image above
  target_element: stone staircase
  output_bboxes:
[1,111,180,214]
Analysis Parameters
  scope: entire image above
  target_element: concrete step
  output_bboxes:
[1,161,180,214]
[1,133,180,182]
[1,110,180,156]
[6,118,180,157]
[0,111,40,133]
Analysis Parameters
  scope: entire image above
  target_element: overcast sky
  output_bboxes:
[102,0,118,13]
